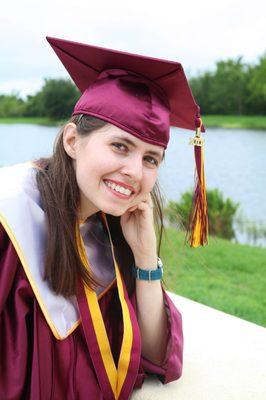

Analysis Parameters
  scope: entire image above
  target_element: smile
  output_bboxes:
[103,180,134,199]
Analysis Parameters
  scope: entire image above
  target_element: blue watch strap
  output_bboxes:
[133,257,163,281]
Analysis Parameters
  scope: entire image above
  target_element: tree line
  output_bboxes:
[0,53,265,119]
[190,54,265,115]
[0,78,80,119]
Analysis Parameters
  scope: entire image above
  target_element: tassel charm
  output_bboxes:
[189,124,205,147]
[187,114,209,247]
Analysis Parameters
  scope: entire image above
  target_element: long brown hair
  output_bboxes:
[35,114,166,297]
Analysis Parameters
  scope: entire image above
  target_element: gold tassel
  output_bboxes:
[187,115,208,247]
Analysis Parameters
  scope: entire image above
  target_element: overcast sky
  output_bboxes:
[1,0,265,98]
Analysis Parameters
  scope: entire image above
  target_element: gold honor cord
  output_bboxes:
[76,213,134,399]
[101,213,134,397]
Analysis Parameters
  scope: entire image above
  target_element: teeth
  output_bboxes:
[105,181,132,196]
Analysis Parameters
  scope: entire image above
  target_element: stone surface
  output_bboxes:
[132,292,266,400]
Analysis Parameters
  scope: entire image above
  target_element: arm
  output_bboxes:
[134,255,184,384]
[134,255,168,365]
[0,224,32,399]
[120,194,183,383]
[0,224,18,312]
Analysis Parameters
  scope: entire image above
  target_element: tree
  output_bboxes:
[24,91,45,117]
[40,78,80,119]
[209,57,248,115]
[190,72,213,115]
[246,53,266,114]
[188,55,266,115]
[0,93,25,117]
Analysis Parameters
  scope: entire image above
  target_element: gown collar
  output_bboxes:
[0,163,116,339]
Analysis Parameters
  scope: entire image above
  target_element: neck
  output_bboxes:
[78,192,100,223]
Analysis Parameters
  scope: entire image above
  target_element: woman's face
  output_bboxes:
[63,123,164,219]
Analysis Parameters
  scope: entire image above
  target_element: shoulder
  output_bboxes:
[0,223,33,312]
[0,222,12,252]
[0,164,46,308]
[0,162,44,239]
[0,222,24,276]
[0,162,38,201]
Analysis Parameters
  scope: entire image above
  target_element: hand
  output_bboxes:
[120,193,157,263]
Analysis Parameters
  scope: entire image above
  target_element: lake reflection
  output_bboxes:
[1,124,266,246]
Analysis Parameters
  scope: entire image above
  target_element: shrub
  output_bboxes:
[0,94,26,117]
[164,188,239,240]
[34,78,80,120]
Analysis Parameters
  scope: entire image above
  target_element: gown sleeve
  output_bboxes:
[0,224,34,400]
[132,283,183,385]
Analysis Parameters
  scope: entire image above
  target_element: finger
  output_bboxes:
[127,205,138,212]
[144,194,154,209]
[136,201,153,212]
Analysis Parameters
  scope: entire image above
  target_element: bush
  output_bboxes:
[0,93,26,117]
[164,188,239,240]
[41,78,80,120]
[24,92,45,117]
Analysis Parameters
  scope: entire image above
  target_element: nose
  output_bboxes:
[120,155,143,183]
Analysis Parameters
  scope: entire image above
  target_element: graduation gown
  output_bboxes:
[0,163,183,400]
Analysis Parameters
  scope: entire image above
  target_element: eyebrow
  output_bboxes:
[110,135,164,161]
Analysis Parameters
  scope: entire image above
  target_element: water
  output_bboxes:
[159,127,266,223]
[0,124,58,165]
[1,123,266,246]
[159,127,266,247]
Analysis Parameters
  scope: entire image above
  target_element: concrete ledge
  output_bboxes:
[132,292,266,400]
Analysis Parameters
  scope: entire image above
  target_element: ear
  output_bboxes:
[63,123,79,159]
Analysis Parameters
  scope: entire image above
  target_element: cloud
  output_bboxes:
[1,0,265,96]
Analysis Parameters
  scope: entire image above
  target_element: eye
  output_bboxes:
[111,142,159,166]
[144,156,159,166]
[111,142,128,152]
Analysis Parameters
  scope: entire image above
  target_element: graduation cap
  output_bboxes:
[46,36,208,247]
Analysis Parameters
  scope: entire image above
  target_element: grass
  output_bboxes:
[161,227,266,327]
[203,115,266,130]
[0,115,266,130]
[0,117,62,126]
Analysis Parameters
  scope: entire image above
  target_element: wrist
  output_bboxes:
[133,256,163,281]
[134,254,158,270]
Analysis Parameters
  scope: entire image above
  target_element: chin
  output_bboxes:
[100,205,127,217]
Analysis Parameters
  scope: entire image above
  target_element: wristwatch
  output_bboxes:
[133,257,163,281]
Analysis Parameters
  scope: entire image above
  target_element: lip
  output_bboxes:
[103,180,134,199]
[103,179,136,193]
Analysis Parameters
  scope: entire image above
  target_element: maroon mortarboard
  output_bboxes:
[46,36,208,246]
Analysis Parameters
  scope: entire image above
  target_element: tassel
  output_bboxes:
[187,114,208,247]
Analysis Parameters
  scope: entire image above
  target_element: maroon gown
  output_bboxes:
[0,220,183,399]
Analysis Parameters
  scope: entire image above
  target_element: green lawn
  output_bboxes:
[203,115,266,130]
[161,227,266,327]
[0,117,62,126]
[1,115,266,130]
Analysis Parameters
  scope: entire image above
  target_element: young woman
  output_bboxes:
[0,36,207,400]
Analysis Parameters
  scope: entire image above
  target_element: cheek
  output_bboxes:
[146,168,158,187]
[137,172,158,197]
[75,156,96,192]
[75,151,117,188]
